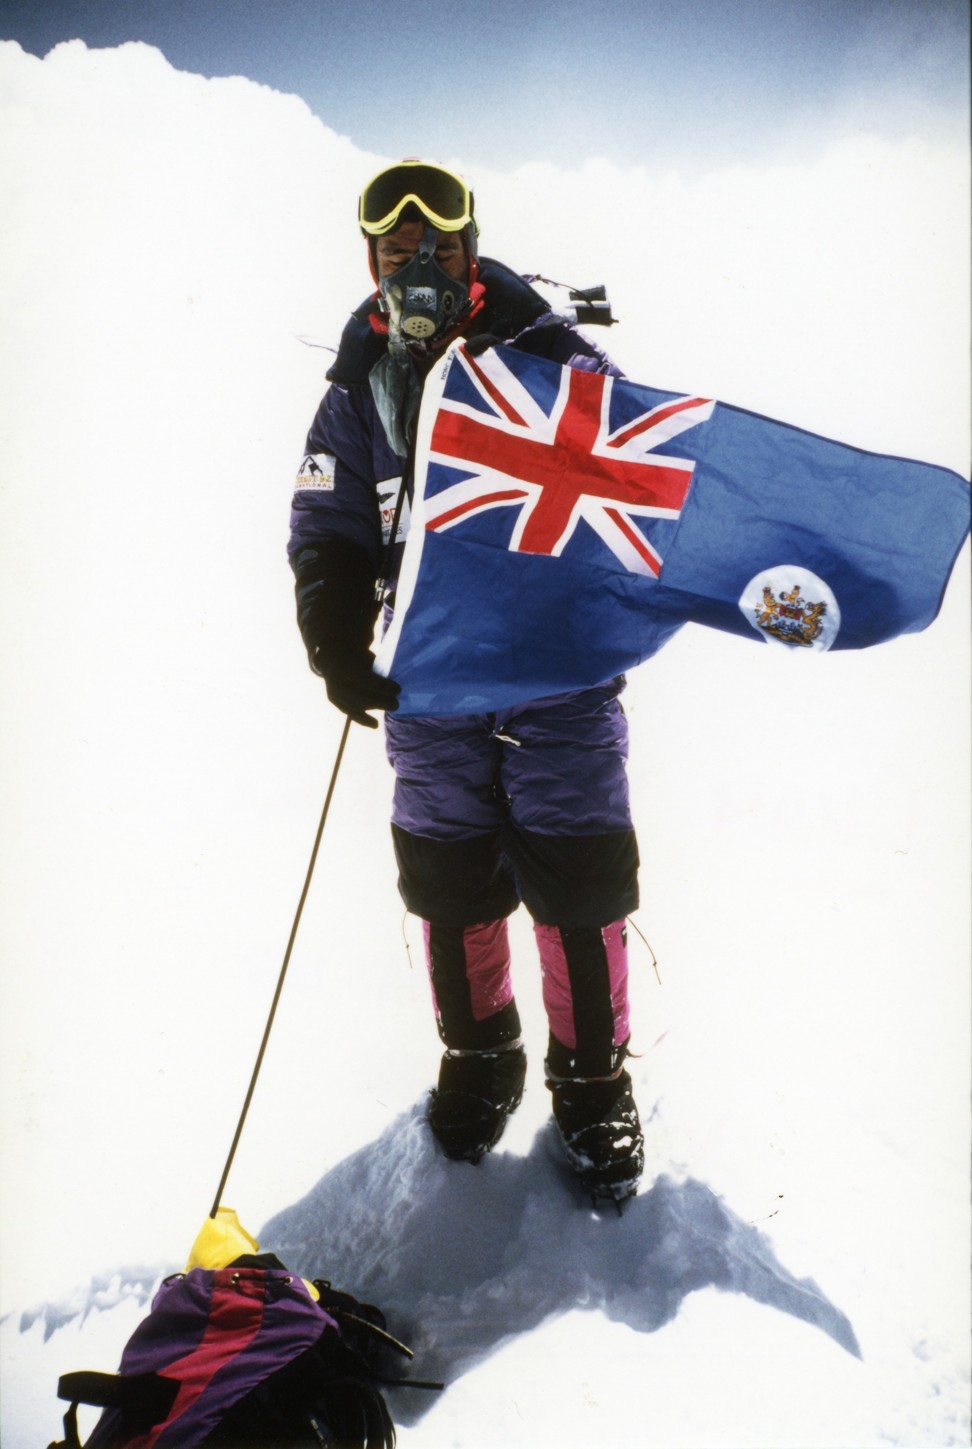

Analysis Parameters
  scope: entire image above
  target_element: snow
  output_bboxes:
[1,37,969,1449]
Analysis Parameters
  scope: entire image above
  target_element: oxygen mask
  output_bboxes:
[379,224,470,349]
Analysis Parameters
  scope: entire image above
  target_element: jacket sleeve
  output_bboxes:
[287,380,407,672]
[288,382,388,574]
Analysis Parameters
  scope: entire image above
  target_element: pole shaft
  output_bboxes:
[209,715,352,1219]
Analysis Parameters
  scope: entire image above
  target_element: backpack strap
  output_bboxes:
[47,1398,82,1449]
[49,1371,179,1447]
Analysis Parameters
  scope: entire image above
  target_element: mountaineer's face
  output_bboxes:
[375,221,468,281]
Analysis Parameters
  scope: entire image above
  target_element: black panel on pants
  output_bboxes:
[392,822,639,930]
[391,824,520,926]
[503,828,640,928]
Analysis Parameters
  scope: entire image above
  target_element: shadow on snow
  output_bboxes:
[261,1100,860,1424]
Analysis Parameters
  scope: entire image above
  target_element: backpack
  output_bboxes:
[49,1252,427,1448]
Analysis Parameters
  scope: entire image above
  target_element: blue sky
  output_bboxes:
[2,0,968,169]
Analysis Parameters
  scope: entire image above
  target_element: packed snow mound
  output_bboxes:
[260,1099,859,1423]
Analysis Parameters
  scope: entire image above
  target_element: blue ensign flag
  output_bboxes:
[376,343,970,717]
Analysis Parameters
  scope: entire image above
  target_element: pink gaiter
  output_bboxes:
[535,920,630,1062]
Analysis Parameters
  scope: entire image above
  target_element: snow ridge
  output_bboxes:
[260,1101,859,1425]
[15,1266,168,1343]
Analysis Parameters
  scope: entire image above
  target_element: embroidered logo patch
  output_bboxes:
[739,566,840,651]
[295,453,336,491]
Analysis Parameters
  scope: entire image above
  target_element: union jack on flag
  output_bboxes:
[376,342,969,717]
[422,344,713,577]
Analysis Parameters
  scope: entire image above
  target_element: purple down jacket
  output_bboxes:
[289,259,639,925]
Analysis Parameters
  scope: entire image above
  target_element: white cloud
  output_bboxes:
[476,139,969,466]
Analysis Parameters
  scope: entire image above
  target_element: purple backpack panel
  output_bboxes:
[85,1267,333,1447]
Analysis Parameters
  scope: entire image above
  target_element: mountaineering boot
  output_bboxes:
[548,1068,644,1205]
[427,1041,527,1163]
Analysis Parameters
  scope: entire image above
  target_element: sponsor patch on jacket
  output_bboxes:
[378,477,410,544]
[295,453,336,491]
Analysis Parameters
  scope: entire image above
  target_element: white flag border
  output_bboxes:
[374,341,463,679]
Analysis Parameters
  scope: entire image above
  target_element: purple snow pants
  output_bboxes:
[384,681,639,1078]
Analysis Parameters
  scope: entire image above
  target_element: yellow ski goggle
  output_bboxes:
[358,161,476,237]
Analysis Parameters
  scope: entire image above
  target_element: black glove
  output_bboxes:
[464,333,502,357]
[314,641,401,729]
[293,537,401,729]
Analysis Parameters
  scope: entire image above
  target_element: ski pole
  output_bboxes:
[210,414,408,1220]
[209,714,352,1219]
